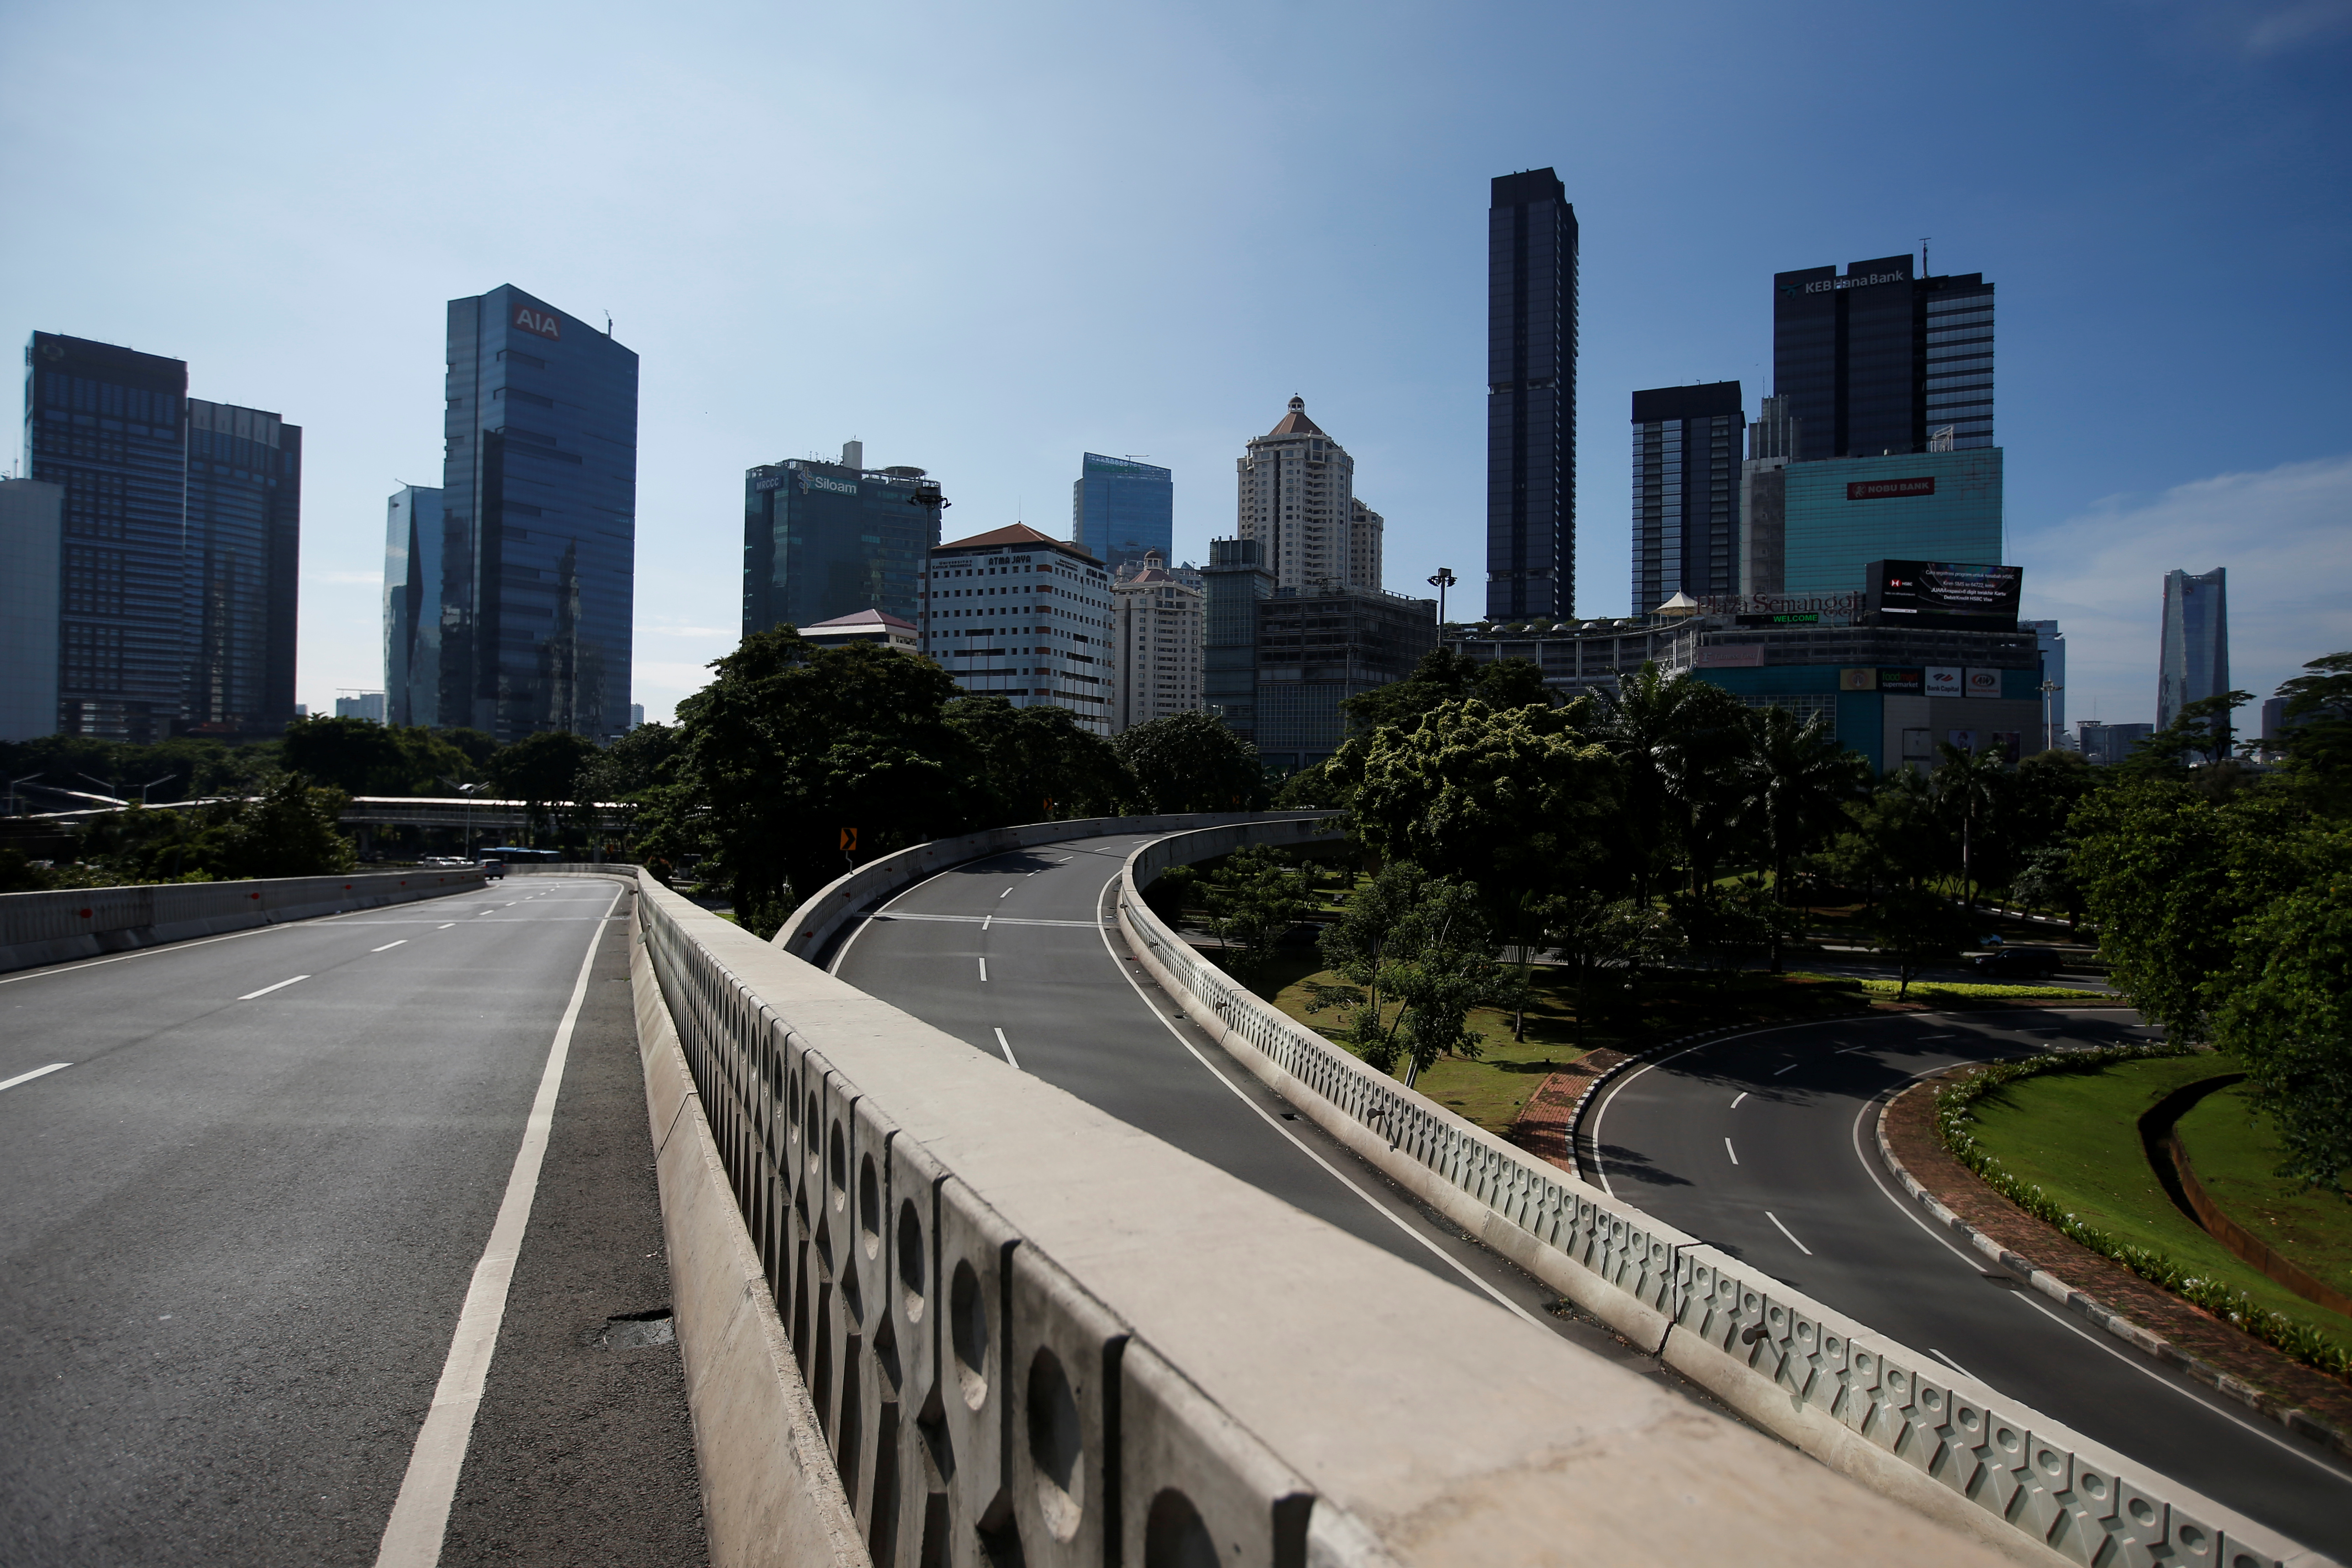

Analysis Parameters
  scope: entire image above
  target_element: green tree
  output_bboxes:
[1201,845,1314,972]
[1864,887,1974,1000]
[1540,892,1681,1042]
[1307,866,1519,1084]
[2273,652,2352,817]
[649,630,983,935]
[1339,647,1551,737]
[2072,783,2325,1037]
[1930,740,2013,907]
[1738,706,1870,967]
[1826,767,1947,906]
[1594,664,1753,900]
[91,775,358,882]
[1112,711,1269,813]
[280,718,475,797]
[2209,863,2352,1195]
[434,728,501,771]
[947,696,1133,822]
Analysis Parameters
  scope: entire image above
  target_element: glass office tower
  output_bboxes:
[440,287,638,743]
[183,399,301,733]
[1073,453,1172,575]
[1772,256,1995,459]
[743,445,944,635]
[384,485,446,728]
[1486,169,1577,620]
[1630,383,1743,612]
[1781,449,2004,594]
[24,333,192,743]
[2158,568,2228,731]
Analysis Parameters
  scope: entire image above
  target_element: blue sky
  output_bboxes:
[5,0,2347,731]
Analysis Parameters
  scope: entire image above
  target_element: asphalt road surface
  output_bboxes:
[830,832,1758,1414]
[0,876,704,1568]
[1581,1009,2352,1556]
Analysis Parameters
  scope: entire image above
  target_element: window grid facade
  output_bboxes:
[1111,555,1204,734]
[921,524,1116,737]
[1236,398,1382,593]
[1072,453,1172,576]
[1487,168,1577,620]
[1630,384,1743,614]
[743,451,943,637]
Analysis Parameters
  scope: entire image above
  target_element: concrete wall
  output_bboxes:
[0,868,487,974]
[633,857,2025,1568]
[1113,825,2319,1568]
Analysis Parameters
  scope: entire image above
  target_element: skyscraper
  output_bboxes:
[1072,453,1172,576]
[0,480,64,743]
[743,443,944,636]
[439,287,638,743]
[1738,396,1798,596]
[1486,169,1577,620]
[1630,383,1743,613]
[1111,551,1204,733]
[23,333,300,741]
[1235,398,1383,591]
[2158,568,2229,731]
[1202,537,1273,744]
[183,399,301,733]
[1772,256,1995,459]
[384,485,446,729]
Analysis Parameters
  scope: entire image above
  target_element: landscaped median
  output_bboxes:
[1879,1047,2352,1452]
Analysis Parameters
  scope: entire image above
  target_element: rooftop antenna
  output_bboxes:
[1920,237,1930,275]
[604,312,612,335]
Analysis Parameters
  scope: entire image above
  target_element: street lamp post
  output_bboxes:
[2039,680,2063,755]
[1428,567,1457,626]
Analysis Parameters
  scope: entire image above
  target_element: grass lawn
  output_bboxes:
[1857,979,2109,1002]
[1963,1056,2352,1352]
[2175,1082,2352,1305]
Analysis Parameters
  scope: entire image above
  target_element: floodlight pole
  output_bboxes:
[2039,681,2062,755]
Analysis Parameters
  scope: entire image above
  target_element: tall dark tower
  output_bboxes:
[1485,169,1577,621]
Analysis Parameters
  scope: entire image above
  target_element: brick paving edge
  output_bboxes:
[1872,1079,2352,1462]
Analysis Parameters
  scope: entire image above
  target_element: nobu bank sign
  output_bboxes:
[513,304,562,341]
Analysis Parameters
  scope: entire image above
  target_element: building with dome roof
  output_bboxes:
[1234,396,1383,593]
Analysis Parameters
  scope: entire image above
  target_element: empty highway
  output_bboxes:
[1582,1011,2352,1555]
[0,876,702,1568]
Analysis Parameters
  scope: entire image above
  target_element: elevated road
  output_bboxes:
[0,876,701,1567]
[1582,1012,2352,1556]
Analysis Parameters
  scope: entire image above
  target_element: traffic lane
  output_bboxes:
[1590,1012,2352,1554]
[0,882,579,1086]
[0,884,621,1566]
[841,889,1461,1266]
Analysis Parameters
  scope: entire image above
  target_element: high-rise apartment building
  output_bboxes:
[1235,398,1383,592]
[384,486,446,729]
[921,524,1115,735]
[1772,256,1995,459]
[0,480,64,742]
[1738,396,1798,596]
[2077,721,2155,766]
[1486,169,1577,620]
[744,442,944,637]
[1073,453,1172,576]
[2158,568,2229,732]
[24,333,300,742]
[1630,383,1744,614]
[1111,551,1204,733]
[183,399,301,733]
[439,286,637,743]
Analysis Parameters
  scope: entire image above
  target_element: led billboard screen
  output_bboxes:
[1866,560,2022,631]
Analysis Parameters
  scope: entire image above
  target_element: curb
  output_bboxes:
[1873,1078,2352,1462]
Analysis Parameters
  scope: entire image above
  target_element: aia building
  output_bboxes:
[435,286,638,742]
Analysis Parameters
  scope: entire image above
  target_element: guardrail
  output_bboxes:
[631,836,2013,1568]
[0,867,486,975]
[1112,823,2327,1568]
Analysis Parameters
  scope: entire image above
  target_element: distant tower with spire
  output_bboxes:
[1234,396,1383,592]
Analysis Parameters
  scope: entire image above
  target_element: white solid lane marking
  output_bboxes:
[1931,1347,1983,1383]
[0,1062,73,1094]
[438,924,455,929]
[372,884,619,1568]
[238,975,310,1000]
[992,1027,1019,1068]
[1730,1091,1749,1109]
[1091,866,1550,1331]
[1766,1211,1813,1255]
[373,941,408,953]
[1772,1061,1802,1075]
[978,957,988,983]
[1724,1137,1740,1165]
[999,888,1012,899]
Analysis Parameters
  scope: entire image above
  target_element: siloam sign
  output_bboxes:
[513,304,562,341]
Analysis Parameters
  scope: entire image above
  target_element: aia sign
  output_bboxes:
[513,305,562,341]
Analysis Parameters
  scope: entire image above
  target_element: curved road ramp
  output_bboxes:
[0,868,487,974]
[623,814,2333,1568]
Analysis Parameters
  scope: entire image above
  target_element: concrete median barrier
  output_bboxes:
[0,868,487,975]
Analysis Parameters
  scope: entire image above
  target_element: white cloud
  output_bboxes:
[2014,454,2352,730]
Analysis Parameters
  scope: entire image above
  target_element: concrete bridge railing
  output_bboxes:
[1113,822,2324,1568]
[0,867,486,975]
[626,816,2018,1568]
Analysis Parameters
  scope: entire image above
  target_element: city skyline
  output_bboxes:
[5,2,2345,734]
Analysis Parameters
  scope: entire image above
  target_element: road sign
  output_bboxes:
[840,827,858,852]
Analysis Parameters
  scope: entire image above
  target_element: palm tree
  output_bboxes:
[1737,707,1871,970]
[1597,663,1752,899]
[1930,741,2010,908]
